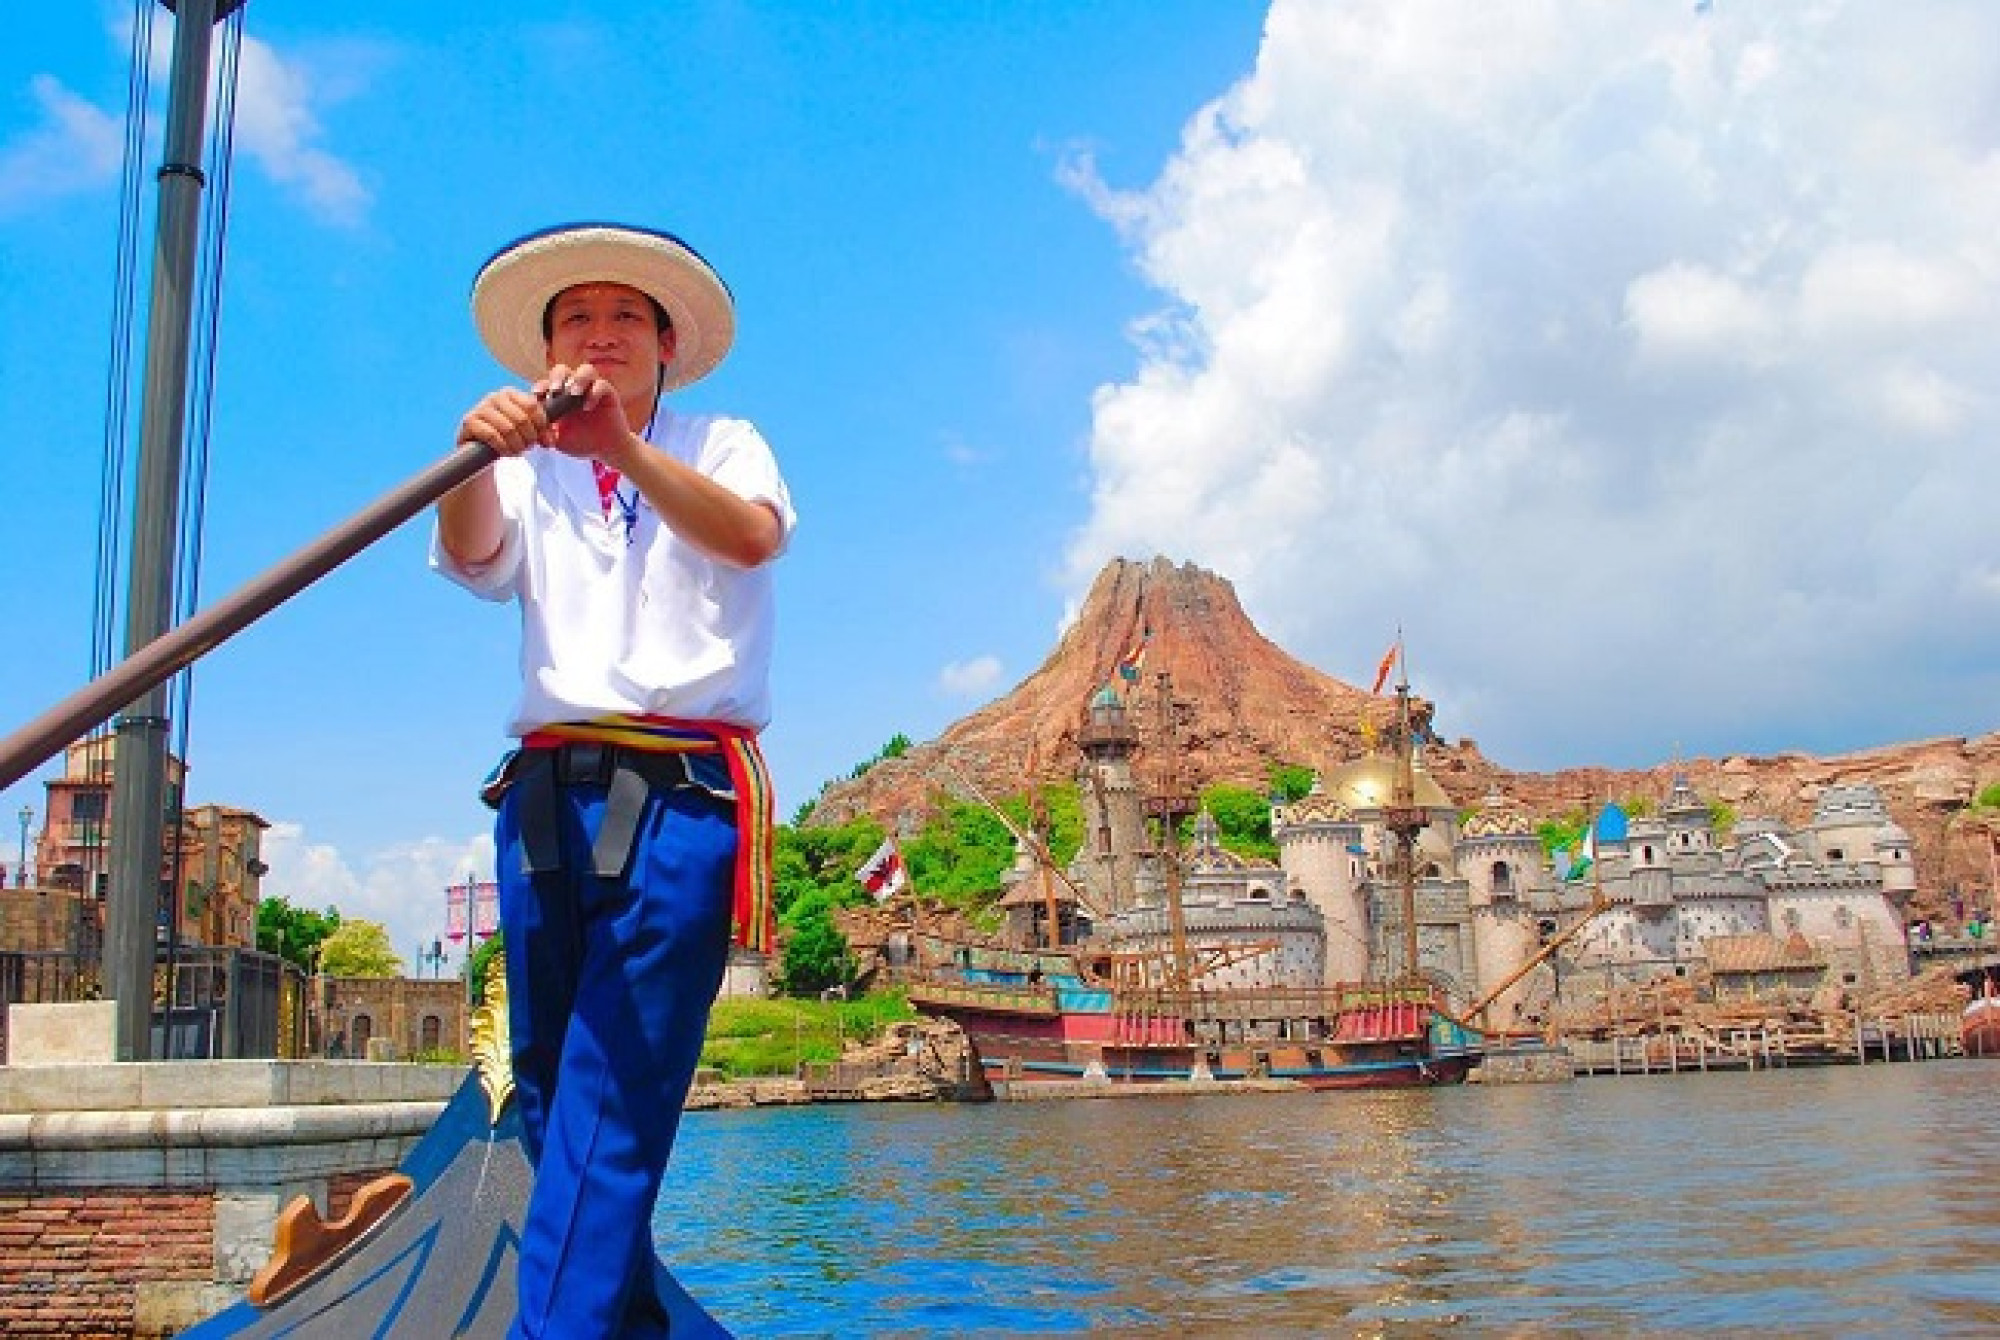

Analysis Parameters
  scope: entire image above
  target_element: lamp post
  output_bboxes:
[16,805,31,888]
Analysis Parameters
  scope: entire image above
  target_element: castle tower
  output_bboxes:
[1659,773,1715,857]
[1076,683,1146,912]
[1273,778,1370,983]
[1457,788,1545,1023]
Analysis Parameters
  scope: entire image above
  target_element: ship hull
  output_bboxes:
[907,980,1479,1093]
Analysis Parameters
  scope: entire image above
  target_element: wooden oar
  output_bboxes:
[0,392,581,790]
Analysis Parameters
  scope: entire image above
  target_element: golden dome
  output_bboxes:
[1322,753,1453,811]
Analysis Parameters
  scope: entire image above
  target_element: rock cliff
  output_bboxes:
[808,557,2000,919]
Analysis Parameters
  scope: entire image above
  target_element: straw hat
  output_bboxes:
[470,223,735,390]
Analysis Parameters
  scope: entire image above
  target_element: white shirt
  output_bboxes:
[432,409,795,734]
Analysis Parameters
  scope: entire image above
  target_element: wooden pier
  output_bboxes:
[1562,1012,1966,1076]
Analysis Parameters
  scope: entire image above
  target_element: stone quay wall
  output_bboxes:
[0,1060,461,1338]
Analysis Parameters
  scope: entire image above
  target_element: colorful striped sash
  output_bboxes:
[523,714,776,955]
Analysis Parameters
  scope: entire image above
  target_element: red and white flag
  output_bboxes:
[856,837,907,901]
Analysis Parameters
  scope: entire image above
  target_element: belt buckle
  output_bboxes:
[562,741,609,786]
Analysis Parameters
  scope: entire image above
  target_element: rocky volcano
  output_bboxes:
[808,557,2000,919]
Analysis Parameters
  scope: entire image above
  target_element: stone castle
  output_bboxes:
[1002,679,1914,1020]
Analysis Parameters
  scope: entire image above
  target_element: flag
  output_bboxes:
[1561,818,1596,883]
[856,837,907,901]
[1115,630,1149,683]
[1370,641,1400,696]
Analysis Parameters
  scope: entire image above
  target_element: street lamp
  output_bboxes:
[16,805,32,889]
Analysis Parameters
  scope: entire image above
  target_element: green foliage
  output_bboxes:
[468,932,504,1006]
[1199,784,1279,861]
[1974,781,2000,811]
[777,778,1086,941]
[776,893,857,996]
[999,783,1084,866]
[257,898,340,971]
[774,817,886,918]
[1622,797,1655,819]
[1707,800,1737,839]
[700,992,918,1079]
[1538,815,1587,857]
[1267,764,1316,803]
[848,733,914,780]
[904,798,1016,902]
[318,919,404,977]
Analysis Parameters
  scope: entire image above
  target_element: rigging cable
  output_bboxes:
[85,0,159,904]
[162,4,245,1036]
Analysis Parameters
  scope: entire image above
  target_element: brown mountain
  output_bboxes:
[808,557,2000,918]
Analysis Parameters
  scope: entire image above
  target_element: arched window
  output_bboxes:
[1643,845,1655,863]
[420,1014,442,1052]
[1491,860,1513,892]
[352,1013,374,1057]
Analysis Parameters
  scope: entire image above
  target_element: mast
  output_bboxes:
[1379,659,1427,983]
[1142,669,1195,993]
[105,0,234,1062]
[1028,787,1061,950]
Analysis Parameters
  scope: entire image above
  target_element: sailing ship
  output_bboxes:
[905,663,1482,1093]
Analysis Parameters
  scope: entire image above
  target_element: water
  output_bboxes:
[654,1063,2000,1337]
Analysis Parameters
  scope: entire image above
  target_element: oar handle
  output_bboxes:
[0,389,585,790]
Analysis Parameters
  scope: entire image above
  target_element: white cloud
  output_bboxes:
[1624,262,1778,369]
[1061,0,2000,767]
[938,655,1004,699]
[0,75,122,213]
[0,24,369,222]
[262,820,490,974]
[229,34,370,224]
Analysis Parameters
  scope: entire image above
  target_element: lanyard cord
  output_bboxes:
[594,394,661,545]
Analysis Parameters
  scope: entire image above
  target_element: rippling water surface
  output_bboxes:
[653,1062,2000,1337]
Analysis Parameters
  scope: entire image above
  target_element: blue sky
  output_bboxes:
[4,2,1997,968]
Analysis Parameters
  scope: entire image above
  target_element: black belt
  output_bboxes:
[500,743,734,880]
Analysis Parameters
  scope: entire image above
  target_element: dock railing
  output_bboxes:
[1564,1012,1967,1075]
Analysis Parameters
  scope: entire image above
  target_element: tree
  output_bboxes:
[257,897,340,971]
[1267,763,1316,803]
[318,919,404,978]
[468,932,504,1006]
[773,817,888,918]
[1199,784,1279,861]
[903,799,1015,901]
[776,893,856,996]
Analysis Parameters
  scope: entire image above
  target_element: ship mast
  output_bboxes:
[1380,664,1427,983]
[1143,669,1195,993]
[1029,786,1062,950]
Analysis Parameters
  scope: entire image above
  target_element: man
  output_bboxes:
[434,223,794,1338]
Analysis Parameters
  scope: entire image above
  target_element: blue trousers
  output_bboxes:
[496,776,735,1339]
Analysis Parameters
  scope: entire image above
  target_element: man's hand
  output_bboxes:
[538,362,634,461]
[455,387,550,458]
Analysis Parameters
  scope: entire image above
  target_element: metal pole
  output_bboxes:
[16,805,30,888]
[104,0,219,1062]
